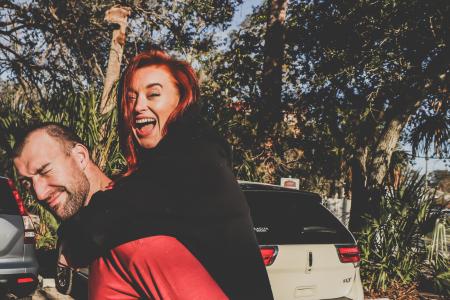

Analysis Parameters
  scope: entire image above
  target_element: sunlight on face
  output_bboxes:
[127,65,180,149]
[13,130,89,220]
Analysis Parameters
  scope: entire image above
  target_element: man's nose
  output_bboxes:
[32,177,49,201]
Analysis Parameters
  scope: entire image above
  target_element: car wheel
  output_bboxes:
[55,245,73,295]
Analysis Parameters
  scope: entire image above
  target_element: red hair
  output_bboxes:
[118,48,200,175]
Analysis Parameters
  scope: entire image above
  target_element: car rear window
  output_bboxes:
[0,178,19,214]
[245,190,354,245]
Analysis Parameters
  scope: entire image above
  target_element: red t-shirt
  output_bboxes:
[88,235,228,300]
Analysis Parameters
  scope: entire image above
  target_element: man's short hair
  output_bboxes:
[12,122,85,158]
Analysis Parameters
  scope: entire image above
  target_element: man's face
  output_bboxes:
[13,130,89,220]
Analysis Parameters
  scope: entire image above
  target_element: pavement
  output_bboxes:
[31,278,74,300]
[31,287,74,300]
[5,286,438,300]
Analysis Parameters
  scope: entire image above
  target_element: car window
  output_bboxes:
[245,190,354,245]
[0,179,19,214]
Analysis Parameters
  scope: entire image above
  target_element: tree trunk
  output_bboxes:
[349,112,417,233]
[368,117,409,186]
[258,0,288,139]
[349,147,369,233]
[100,6,130,114]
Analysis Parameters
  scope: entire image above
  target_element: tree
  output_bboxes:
[201,2,344,191]
[285,0,449,232]
[101,5,131,114]
[429,170,450,193]
[259,0,288,138]
[204,0,449,232]
[1,0,111,99]
[0,0,243,103]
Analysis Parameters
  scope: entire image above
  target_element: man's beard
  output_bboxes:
[51,171,90,221]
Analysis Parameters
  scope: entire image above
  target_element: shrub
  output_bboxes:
[359,170,439,293]
[423,214,449,296]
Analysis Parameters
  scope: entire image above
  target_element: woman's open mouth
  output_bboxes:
[135,117,157,136]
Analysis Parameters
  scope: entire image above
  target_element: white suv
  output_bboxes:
[241,181,364,300]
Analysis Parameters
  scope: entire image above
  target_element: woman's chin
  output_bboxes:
[133,129,161,149]
[136,136,161,149]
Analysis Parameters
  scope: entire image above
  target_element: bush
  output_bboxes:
[358,170,440,294]
[422,214,449,296]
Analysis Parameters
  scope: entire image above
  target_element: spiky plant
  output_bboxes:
[359,170,440,294]
[426,214,449,296]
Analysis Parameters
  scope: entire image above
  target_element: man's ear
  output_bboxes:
[71,143,89,170]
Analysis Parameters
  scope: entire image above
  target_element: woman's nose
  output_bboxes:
[134,94,148,112]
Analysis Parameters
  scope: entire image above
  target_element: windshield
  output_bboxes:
[245,190,354,245]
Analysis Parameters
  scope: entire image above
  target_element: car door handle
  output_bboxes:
[309,251,313,267]
[305,251,313,273]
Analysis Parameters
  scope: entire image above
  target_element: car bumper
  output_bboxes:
[0,273,39,296]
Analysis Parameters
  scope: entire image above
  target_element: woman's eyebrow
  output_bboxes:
[145,83,162,89]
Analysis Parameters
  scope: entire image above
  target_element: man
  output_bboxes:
[13,124,110,220]
[13,123,227,300]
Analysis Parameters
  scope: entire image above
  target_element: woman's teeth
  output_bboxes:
[135,118,156,128]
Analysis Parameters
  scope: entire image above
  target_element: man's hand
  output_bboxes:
[58,242,78,271]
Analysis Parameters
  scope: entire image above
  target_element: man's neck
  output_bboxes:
[85,164,111,206]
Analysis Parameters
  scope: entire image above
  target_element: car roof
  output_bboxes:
[238,181,322,202]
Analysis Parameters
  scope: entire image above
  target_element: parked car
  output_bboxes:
[241,181,364,300]
[56,181,364,299]
[0,176,39,299]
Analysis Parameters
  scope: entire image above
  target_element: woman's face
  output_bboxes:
[127,65,180,149]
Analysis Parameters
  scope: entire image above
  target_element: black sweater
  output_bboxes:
[59,108,274,300]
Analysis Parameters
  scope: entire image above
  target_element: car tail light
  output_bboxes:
[7,179,36,244]
[7,178,26,215]
[260,246,278,266]
[17,277,35,284]
[336,245,360,263]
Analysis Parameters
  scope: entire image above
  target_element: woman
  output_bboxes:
[59,48,273,300]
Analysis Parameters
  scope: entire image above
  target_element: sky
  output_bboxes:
[415,157,449,174]
[403,145,449,175]
[231,0,262,28]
